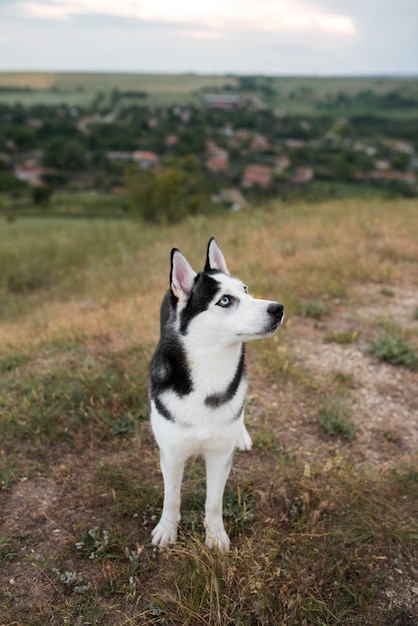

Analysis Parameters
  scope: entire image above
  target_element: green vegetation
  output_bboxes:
[0,73,417,227]
[368,331,418,370]
[317,398,357,441]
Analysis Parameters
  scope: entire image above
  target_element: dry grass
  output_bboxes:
[1,197,417,625]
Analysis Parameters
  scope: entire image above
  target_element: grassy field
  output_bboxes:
[1,71,418,115]
[0,198,417,625]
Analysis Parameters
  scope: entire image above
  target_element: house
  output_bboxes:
[204,94,246,109]
[275,155,291,172]
[165,135,178,147]
[212,188,249,210]
[374,159,391,171]
[393,141,414,155]
[14,165,44,185]
[241,164,273,189]
[106,151,133,161]
[132,151,159,168]
[291,167,314,184]
[355,171,416,185]
[206,151,229,173]
[251,134,270,151]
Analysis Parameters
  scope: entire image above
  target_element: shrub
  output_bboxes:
[318,400,356,441]
[368,332,418,370]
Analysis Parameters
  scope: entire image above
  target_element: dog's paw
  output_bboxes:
[204,524,230,553]
[151,520,178,547]
[236,425,252,451]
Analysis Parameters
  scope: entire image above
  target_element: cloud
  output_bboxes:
[16,0,356,37]
[0,0,416,74]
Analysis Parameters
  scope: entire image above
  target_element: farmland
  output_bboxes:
[1,72,418,115]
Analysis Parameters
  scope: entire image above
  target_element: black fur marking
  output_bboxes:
[150,332,193,398]
[153,396,175,422]
[230,399,245,423]
[204,237,216,272]
[179,272,221,335]
[205,345,246,408]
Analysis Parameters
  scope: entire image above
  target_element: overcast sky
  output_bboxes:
[0,0,417,75]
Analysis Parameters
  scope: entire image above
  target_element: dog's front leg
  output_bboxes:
[204,451,233,552]
[151,452,185,547]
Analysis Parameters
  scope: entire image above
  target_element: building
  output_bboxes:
[241,164,273,189]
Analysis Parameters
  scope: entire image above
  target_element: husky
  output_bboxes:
[149,237,284,551]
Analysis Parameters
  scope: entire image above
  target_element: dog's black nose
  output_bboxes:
[268,303,284,320]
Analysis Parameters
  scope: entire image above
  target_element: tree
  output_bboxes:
[32,185,53,207]
[125,155,207,223]
[43,137,86,170]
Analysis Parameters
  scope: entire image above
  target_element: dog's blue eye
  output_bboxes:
[217,295,233,308]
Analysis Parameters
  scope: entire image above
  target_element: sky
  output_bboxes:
[0,0,417,75]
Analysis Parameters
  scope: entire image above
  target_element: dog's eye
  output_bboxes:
[243,285,249,294]
[217,295,233,308]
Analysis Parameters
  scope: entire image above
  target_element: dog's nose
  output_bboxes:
[268,302,284,320]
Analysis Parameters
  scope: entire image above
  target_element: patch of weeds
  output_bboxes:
[325,330,359,344]
[413,307,418,320]
[391,465,418,486]
[223,485,254,538]
[318,398,356,441]
[368,331,418,370]
[381,287,395,297]
[0,353,31,373]
[75,526,113,560]
[385,606,418,626]
[383,430,403,445]
[332,370,356,389]
[96,464,158,520]
[253,429,282,453]
[304,298,327,319]
[0,463,18,490]
[0,534,18,563]
[52,568,91,594]
[179,484,254,542]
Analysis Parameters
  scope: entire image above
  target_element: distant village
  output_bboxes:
[2,90,418,212]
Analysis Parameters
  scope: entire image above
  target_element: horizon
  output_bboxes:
[1,70,418,79]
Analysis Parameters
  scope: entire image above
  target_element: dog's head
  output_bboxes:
[169,237,283,347]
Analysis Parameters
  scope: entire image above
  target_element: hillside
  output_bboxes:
[1,199,417,624]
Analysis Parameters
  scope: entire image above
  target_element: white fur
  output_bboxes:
[150,240,283,551]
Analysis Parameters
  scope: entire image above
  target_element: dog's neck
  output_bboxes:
[184,341,245,394]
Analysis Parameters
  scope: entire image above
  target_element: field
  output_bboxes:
[1,198,418,625]
[1,71,418,115]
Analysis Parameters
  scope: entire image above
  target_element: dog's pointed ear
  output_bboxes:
[204,237,229,274]
[170,248,197,302]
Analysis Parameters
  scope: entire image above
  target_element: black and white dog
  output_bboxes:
[149,237,283,551]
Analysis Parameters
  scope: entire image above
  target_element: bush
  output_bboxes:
[368,332,418,370]
[318,399,356,441]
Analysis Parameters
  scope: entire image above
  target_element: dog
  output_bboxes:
[149,237,284,551]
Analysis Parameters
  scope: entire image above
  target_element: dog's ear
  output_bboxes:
[204,237,229,274]
[170,249,197,302]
